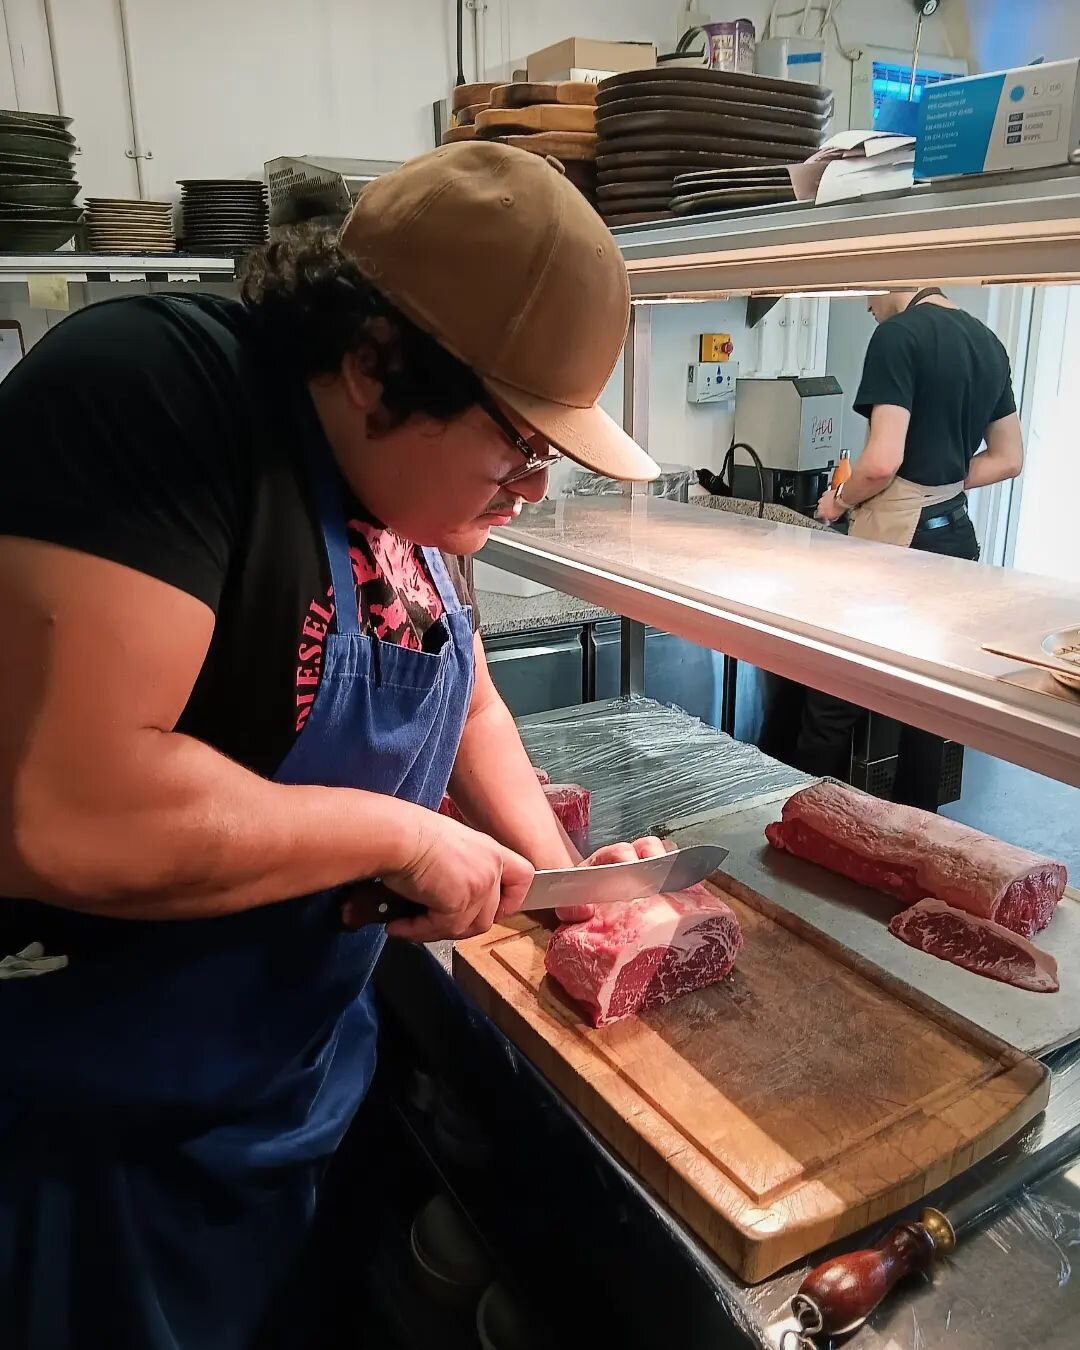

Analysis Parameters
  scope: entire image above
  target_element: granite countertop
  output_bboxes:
[477,586,613,637]
[694,492,831,530]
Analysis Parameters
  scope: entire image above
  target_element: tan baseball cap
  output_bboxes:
[339,141,658,483]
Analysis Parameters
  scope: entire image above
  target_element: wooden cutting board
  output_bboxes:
[441,125,477,144]
[455,103,489,127]
[454,880,1049,1283]
[452,82,500,114]
[492,81,598,108]
[475,105,596,137]
[504,132,597,162]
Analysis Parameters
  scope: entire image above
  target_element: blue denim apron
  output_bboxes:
[0,429,475,1348]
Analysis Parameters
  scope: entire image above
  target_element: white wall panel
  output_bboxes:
[3,0,56,111]
[1,4,19,107]
[48,0,140,198]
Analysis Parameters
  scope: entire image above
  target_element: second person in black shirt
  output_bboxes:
[802,286,1025,809]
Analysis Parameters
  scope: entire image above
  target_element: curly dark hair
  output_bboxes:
[239,225,484,425]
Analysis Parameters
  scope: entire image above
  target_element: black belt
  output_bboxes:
[917,504,969,531]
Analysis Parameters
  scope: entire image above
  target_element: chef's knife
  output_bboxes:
[340,843,729,927]
[791,1115,1080,1340]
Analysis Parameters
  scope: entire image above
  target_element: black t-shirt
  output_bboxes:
[853,302,1017,485]
[0,293,477,778]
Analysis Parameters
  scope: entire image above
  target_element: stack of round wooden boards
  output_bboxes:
[593,66,833,227]
[445,80,598,207]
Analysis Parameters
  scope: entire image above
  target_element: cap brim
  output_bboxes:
[484,377,660,483]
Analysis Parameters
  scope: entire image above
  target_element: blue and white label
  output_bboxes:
[916,58,1079,177]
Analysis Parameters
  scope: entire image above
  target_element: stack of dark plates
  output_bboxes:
[0,108,82,251]
[178,179,268,255]
[594,67,832,227]
[670,164,797,217]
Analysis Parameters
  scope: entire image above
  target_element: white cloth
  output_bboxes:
[0,941,69,979]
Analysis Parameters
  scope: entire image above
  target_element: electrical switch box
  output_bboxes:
[699,332,734,362]
[687,360,739,404]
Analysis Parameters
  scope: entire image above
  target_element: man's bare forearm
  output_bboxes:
[9,727,428,919]
[965,448,1021,490]
[448,698,579,870]
[841,451,898,507]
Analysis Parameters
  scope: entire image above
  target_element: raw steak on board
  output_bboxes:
[544,783,591,833]
[438,768,552,823]
[765,782,1067,937]
[889,899,1059,993]
[545,885,744,1026]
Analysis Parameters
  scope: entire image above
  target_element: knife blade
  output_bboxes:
[518,843,730,912]
[340,843,729,927]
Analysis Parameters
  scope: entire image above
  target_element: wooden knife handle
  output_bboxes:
[339,880,425,929]
[794,1210,954,1337]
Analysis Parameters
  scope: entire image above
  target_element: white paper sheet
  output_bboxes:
[815,157,916,205]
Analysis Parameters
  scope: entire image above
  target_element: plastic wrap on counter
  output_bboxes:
[515,697,808,849]
[737,1042,1080,1350]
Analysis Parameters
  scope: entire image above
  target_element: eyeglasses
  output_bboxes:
[481,396,562,487]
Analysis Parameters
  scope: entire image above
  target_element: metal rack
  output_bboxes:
[0,253,235,282]
[614,165,1080,298]
[484,168,1080,789]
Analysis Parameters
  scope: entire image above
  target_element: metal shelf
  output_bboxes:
[614,166,1080,297]
[484,497,1080,788]
[0,253,235,282]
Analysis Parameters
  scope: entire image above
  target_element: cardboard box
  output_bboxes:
[916,58,1080,180]
[527,37,655,84]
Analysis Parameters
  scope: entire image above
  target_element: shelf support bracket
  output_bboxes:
[620,303,651,697]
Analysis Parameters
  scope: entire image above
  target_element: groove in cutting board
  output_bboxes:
[455,880,1049,1282]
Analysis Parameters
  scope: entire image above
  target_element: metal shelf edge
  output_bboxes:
[484,534,1080,790]
[0,253,236,280]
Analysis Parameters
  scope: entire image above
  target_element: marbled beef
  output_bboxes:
[889,899,1059,993]
[765,782,1066,936]
[545,885,743,1026]
[544,783,591,833]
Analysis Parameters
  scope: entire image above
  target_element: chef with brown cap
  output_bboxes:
[0,143,660,1348]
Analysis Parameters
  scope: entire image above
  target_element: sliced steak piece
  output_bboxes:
[438,795,466,823]
[889,899,1060,993]
[544,884,743,1026]
[544,783,591,833]
[439,769,550,823]
[765,782,1066,936]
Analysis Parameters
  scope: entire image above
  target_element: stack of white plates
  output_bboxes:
[85,198,175,254]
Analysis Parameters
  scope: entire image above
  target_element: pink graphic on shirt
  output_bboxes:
[294,519,445,732]
[349,517,442,628]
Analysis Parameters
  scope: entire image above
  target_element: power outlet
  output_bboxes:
[687,360,739,403]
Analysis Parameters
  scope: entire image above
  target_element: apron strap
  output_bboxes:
[298,402,361,639]
[424,547,469,616]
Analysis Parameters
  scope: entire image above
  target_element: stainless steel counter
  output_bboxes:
[484,496,1080,787]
